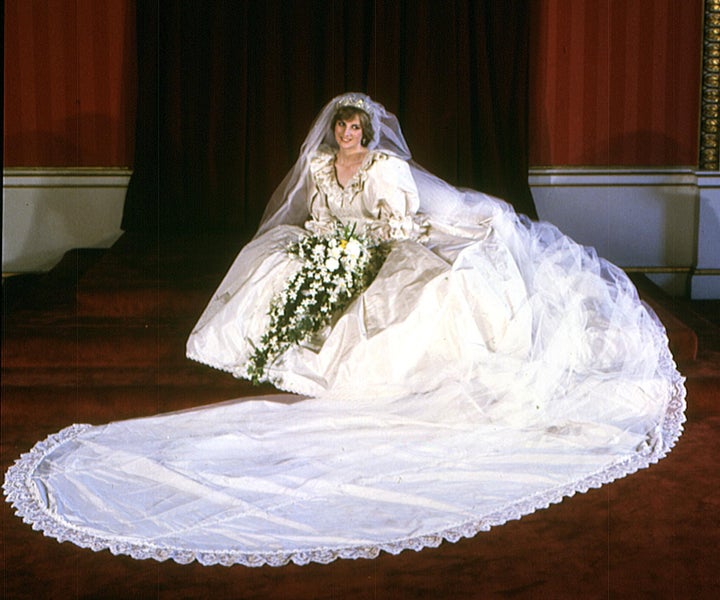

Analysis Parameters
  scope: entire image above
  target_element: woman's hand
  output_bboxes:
[304,218,338,236]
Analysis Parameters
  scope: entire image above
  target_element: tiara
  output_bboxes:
[336,94,374,118]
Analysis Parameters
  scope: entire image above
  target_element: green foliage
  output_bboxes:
[248,225,389,384]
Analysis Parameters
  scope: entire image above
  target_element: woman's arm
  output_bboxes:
[365,155,423,241]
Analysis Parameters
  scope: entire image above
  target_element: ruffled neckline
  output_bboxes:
[311,146,380,195]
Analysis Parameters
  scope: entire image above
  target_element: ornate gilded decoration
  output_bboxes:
[700,0,720,170]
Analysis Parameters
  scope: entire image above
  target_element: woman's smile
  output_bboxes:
[335,114,363,149]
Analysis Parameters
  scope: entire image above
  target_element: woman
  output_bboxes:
[5,93,685,567]
[187,94,530,398]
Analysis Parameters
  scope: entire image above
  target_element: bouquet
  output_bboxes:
[247,224,389,384]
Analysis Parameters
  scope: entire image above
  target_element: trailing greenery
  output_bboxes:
[248,224,389,384]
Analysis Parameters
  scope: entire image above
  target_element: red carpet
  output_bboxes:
[2,234,719,599]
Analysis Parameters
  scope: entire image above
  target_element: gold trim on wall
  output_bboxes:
[623,267,693,274]
[700,0,720,170]
[623,267,720,276]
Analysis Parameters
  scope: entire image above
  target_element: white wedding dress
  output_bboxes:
[4,95,685,567]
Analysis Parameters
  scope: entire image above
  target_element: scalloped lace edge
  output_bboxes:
[186,350,321,397]
[5,351,686,568]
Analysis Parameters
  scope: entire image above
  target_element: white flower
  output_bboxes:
[325,257,340,272]
[344,238,362,259]
[248,227,388,384]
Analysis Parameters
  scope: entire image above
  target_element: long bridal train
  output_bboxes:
[3,382,685,566]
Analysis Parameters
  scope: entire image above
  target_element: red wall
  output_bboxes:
[3,0,703,169]
[4,0,136,167]
[529,0,703,167]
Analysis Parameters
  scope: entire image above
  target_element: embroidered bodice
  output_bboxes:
[305,145,424,241]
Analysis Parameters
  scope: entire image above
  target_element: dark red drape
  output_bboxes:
[123,0,537,236]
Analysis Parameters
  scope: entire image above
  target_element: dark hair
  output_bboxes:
[331,106,375,147]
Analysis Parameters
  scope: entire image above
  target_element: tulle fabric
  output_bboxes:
[257,93,510,236]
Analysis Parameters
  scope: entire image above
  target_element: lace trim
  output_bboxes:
[186,350,237,376]
[310,147,380,204]
[4,355,685,568]
[188,348,321,397]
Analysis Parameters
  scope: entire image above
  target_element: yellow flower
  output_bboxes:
[340,239,348,249]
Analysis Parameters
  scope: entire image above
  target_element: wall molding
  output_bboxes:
[528,166,716,298]
[2,167,130,273]
[3,166,717,298]
[3,167,132,187]
[692,169,720,298]
[529,167,698,187]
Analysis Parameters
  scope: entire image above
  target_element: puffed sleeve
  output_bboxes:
[364,154,423,241]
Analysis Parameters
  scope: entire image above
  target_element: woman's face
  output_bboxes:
[334,114,364,152]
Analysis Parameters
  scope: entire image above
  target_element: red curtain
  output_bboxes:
[123,0,536,236]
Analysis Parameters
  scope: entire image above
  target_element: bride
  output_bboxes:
[5,93,685,567]
[187,94,538,398]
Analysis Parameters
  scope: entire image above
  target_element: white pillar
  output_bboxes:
[692,172,720,299]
